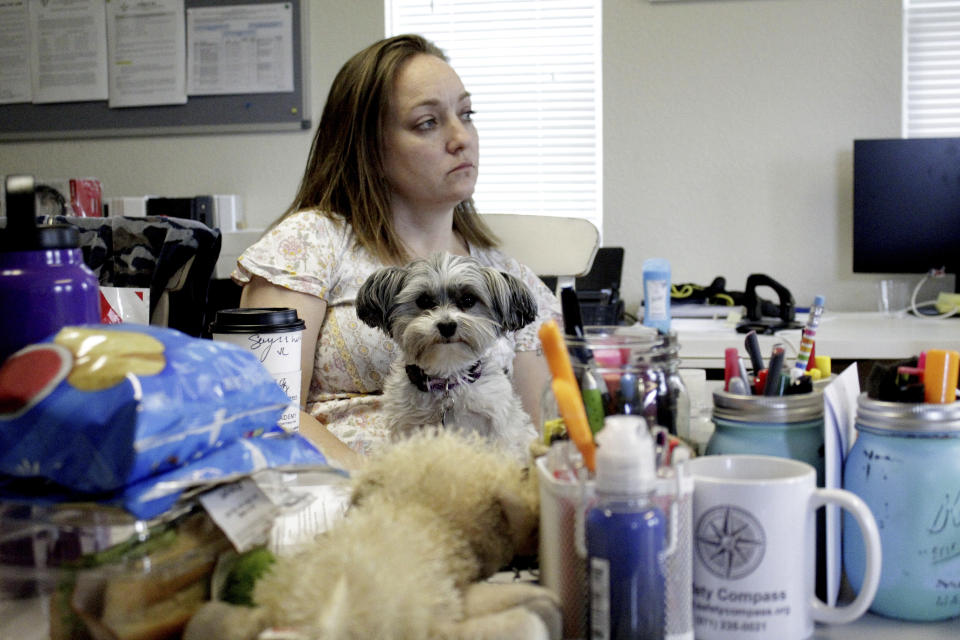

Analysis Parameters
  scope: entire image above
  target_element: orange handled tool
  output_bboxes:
[924,349,960,404]
[551,377,596,472]
[538,319,578,388]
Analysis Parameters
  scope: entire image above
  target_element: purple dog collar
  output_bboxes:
[405,361,482,393]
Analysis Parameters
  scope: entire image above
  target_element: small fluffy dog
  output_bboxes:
[184,430,561,640]
[355,252,539,458]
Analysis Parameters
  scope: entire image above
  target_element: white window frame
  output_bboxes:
[904,0,960,137]
[386,0,603,231]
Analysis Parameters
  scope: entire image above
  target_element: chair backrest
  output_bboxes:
[481,213,599,289]
[52,215,222,337]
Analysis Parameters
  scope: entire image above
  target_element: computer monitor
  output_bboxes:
[852,137,960,292]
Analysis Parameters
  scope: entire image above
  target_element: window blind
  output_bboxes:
[386,0,602,229]
[904,0,960,137]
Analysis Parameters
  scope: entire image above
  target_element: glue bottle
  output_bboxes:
[587,415,666,640]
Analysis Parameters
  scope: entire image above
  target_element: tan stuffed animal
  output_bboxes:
[184,430,561,639]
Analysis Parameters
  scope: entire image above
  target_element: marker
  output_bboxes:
[814,355,831,379]
[744,330,765,373]
[754,369,768,395]
[581,368,606,434]
[765,344,786,396]
[724,347,740,391]
[618,372,639,414]
[793,295,825,381]
[924,349,960,404]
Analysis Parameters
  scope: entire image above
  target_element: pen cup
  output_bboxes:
[537,453,593,640]
[707,390,825,483]
[537,452,694,640]
[539,325,690,444]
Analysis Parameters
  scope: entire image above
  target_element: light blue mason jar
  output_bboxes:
[844,394,960,621]
[707,389,825,486]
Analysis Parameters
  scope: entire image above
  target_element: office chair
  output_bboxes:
[50,215,222,337]
[480,213,600,293]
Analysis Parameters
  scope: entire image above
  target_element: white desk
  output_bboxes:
[813,612,959,638]
[673,311,960,372]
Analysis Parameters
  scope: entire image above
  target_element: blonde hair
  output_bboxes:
[278,34,497,263]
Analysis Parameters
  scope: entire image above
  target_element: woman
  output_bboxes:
[234,35,560,469]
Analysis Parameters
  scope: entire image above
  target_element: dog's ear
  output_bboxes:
[356,266,408,332]
[483,269,539,332]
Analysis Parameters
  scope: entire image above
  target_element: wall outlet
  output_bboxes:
[935,292,960,313]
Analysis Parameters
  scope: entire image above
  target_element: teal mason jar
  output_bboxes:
[844,394,960,621]
[707,390,825,486]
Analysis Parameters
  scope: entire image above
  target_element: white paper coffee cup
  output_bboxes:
[210,307,305,433]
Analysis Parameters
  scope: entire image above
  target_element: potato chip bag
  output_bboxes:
[0,324,293,493]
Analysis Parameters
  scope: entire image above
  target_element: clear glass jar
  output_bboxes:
[539,326,689,443]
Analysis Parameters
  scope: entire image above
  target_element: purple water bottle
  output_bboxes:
[0,175,100,363]
[587,415,666,640]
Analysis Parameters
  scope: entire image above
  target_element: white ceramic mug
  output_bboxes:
[686,454,881,640]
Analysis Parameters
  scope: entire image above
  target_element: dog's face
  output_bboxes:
[356,253,537,376]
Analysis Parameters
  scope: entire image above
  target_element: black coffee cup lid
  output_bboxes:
[209,307,306,334]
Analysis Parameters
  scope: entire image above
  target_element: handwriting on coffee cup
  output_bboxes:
[245,333,302,363]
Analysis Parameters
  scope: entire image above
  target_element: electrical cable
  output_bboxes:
[909,269,960,319]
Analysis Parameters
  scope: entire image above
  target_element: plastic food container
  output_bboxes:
[0,502,233,640]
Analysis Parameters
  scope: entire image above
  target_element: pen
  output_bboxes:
[793,295,825,381]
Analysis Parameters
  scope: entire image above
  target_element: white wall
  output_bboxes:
[0,0,916,312]
[605,0,906,313]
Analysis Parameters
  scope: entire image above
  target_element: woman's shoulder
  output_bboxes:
[273,208,349,235]
[232,209,361,295]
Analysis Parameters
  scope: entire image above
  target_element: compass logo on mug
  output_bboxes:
[695,505,765,579]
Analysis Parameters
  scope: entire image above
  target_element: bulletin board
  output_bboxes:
[0,0,310,141]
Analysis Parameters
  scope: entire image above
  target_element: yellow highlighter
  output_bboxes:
[551,377,597,472]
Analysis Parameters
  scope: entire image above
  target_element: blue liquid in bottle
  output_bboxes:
[587,416,666,640]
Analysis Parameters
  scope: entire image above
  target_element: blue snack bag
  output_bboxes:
[0,324,292,493]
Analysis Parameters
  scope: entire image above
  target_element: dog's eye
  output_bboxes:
[416,293,436,310]
[457,294,477,310]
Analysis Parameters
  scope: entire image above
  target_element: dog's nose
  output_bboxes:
[437,321,457,338]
